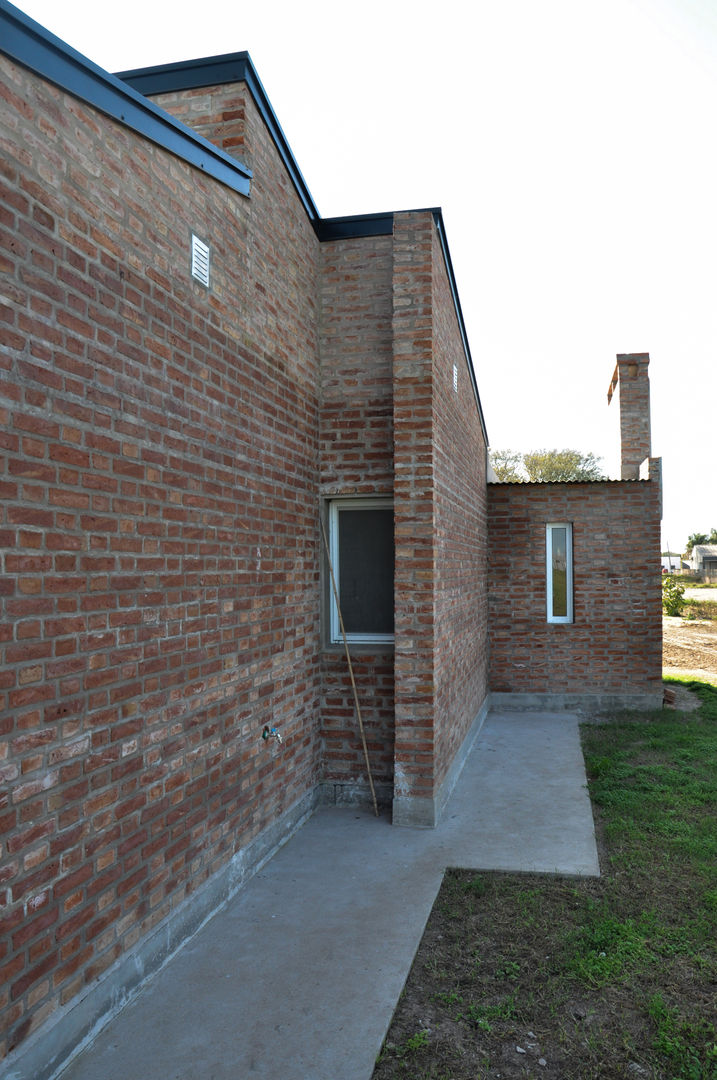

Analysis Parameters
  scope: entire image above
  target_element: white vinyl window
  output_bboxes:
[328,499,394,644]
[546,523,573,623]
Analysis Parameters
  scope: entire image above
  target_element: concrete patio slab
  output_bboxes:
[54,710,599,1080]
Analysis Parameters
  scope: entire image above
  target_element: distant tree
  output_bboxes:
[685,532,709,556]
[489,448,605,483]
[523,449,605,482]
[489,449,524,482]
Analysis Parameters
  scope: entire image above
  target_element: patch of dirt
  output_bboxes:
[662,613,717,686]
[664,683,702,711]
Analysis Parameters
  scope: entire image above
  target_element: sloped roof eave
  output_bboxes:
[0,4,487,446]
[0,0,252,196]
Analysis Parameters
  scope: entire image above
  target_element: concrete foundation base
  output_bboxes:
[5,693,612,1080]
[317,780,394,809]
[43,708,599,1080]
[490,691,664,714]
[4,788,318,1080]
[392,696,490,827]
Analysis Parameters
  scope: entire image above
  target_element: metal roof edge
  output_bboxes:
[431,209,489,445]
[318,207,488,444]
[114,51,254,95]
[0,0,252,196]
[315,212,395,241]
[486,478,652,485]
[2,7,487,449]
[116,51,319,224]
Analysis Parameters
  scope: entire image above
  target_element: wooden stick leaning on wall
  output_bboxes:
[319,515,380,818]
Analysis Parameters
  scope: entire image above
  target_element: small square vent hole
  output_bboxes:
[191,234,210,287]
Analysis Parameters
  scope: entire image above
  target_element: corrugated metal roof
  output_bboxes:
[487,478,648,485]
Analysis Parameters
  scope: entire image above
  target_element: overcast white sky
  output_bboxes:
[15,0,717,552]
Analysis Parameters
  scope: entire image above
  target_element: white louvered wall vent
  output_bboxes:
[191,234,210,287]
[453,363,458,392]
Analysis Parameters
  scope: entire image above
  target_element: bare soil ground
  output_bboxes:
[663,605,717,686]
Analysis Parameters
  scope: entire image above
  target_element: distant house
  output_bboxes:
[0,2,663,1076]
[691,545,717,577]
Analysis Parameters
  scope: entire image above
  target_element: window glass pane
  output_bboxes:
[338,508,394,635]
[551,526,568,618]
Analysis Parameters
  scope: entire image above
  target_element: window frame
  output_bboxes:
[327,497,394,646]
[546,522,573,624]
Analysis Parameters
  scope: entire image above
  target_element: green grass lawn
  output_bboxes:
[373,682,717,1079]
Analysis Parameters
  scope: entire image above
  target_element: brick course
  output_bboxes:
[608,353,652,480]
[392,213,438,816]
[1,53,321,1060]
[0,25,663,1074]
[392,213,490,824]
[430,224,489,795]
[318,234,395,794]
[488,480,662,701]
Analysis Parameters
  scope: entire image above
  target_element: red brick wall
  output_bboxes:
[148,83,252,167]
[319,657,394,798]
[392,213,490,823]
[2,41,513,1068]
[316,221,491,806]
[487,481,662,699]
[392,213,437,816]
[430,226,489,792]
[611,353,652,480]
[320,236,394,494]
[155,87,402,796]
[0,56,321,1060]
[318,236,395,793]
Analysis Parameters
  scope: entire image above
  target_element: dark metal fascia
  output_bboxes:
[116,51,319,224]
[114,52,253,96]
[315,213,394,241]
[431,209,488,444]
[0,0,251,196]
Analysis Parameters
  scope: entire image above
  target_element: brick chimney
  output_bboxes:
[607,353,651,480]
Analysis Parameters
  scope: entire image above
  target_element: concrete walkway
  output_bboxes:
[56,710,599,1080]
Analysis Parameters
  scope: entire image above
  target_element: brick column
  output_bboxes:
[391,212,437,826]
[607,353,651,480]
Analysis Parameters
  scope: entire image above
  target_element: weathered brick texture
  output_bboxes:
[319,236,394,495]
[392,213,490,823]
[488,480,662,700]
[1,54,322,1060]
[392,213,437,814]
[0,21,661,1072]
[1,50,496,1061]
[318,235,395,793]
[608,353,652,480]
[430,225,489,794]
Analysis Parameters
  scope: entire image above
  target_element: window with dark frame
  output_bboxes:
[328,499,394,644]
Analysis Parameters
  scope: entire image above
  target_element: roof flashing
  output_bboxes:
[432,209,488,445]
[0,0,251,196]
[116,52,318,223]
[0,4,487,444]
